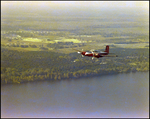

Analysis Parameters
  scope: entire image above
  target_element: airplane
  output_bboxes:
[73,45,118,59]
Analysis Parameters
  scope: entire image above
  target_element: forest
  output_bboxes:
[1,46,149,85]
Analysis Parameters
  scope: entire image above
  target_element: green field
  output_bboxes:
[23,38,42,42]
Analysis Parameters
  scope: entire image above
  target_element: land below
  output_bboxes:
[1,5,149,85]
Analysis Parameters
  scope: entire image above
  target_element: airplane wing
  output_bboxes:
[72,48,82,52]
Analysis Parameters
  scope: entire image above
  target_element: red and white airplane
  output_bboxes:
[73,45,118,59]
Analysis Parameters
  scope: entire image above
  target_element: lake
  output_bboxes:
[1,72,149,118]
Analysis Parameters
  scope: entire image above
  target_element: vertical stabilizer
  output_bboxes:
[104,45,109,54]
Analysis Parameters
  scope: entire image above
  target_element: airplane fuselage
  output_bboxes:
[75,45,117,59]
[81,51,108,58]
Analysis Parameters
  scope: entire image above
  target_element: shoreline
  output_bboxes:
[1,70,149,86]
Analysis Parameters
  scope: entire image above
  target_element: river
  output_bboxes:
[1,72,149,118]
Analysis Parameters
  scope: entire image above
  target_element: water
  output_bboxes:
[1,72,149,118]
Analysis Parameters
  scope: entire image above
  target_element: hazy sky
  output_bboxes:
[1,1,149,10]
[1,1,149,18]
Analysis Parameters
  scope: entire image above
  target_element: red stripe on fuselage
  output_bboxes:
[85,53,93,57]
[82,52,93,57]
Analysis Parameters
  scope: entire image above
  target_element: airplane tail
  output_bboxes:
[104,45,109,54]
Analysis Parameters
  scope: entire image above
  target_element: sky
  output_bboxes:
[1,1,149,18]
[1,1,149,10]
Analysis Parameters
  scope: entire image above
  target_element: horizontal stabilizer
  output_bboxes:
[101,55,118,57]
[109,53,115,54]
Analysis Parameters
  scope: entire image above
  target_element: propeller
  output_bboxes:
[91,51,95,59]
[92,52,99,60]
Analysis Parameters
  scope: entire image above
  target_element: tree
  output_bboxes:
[54,75,57,80]
[58,75,61,80]
[44,68,50,74]
[30,68,37,76]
